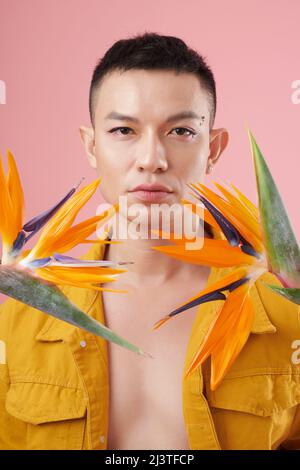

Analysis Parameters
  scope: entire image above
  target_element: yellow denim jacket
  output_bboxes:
[0,241,300,450]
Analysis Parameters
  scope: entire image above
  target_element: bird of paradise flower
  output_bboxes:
[0,149,149,357]
[151,131,300,390]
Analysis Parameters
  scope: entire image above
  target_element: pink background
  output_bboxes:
[0,0,299,300]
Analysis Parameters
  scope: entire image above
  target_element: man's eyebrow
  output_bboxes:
[105,111,204,123]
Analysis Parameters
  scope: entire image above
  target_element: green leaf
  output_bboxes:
[249,130,300,287]
[0,266,150,357]
[266,284,300,305]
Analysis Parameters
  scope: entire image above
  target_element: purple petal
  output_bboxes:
[195,191,240,247]
[23,178,84,241]
[221,276,249,292]
[240,243,260,259]
[29,257,52,268]
[165,276,250,319]
[189,186,259,258]
[53,253,80,263]
[51,252,117,267]
[168,291,226,318]
[12,230,26,253]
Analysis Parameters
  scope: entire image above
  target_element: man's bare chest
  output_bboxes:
[102,279,205,449]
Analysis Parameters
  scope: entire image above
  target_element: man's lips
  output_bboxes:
[129,184,173,192]
[128,184,174,202]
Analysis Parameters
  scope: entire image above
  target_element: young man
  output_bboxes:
[0,33,299,450]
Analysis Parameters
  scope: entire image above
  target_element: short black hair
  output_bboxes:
[89,32,216,129]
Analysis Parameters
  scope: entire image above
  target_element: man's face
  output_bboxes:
[80,69,228,227]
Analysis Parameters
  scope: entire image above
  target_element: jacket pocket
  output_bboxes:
[204,373,300,449]
[5,382,87,450]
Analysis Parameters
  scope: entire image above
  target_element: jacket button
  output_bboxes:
[80,340,87,348]
[100,435,105,443]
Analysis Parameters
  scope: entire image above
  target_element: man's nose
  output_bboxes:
[135,133,168,173]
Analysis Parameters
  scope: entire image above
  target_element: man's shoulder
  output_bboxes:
[0,294,54,343]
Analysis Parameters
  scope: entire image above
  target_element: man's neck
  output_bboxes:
[102,216,212,288]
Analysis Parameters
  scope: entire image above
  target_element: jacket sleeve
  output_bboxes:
[0,298,27,450]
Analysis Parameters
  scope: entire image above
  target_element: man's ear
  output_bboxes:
[79,125,97,169]
[206,128,229,174]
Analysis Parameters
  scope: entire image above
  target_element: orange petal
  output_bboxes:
[230,182,259,220]
[210,291,254,390]
[36,266,127,293]
[180,198,222,232]
[190,183,263,253]
[27,179,100,260]
[0,152,13,247]
[152,238,257,267]
[49,203,118,253]
[42,264,126,279]
[152,317,171,330]
[185,282,251,378]
[6,150,24,241]
[213,182,258,223]
[152,267,248,330]
[199,183,262,247]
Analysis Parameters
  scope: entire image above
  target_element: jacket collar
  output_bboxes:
[249,275,277,334]
[205,266,277,335]
[36,235,276,343]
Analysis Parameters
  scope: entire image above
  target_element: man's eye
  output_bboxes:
[109,127,133,135]
[108,127,196,137]
[170,127,196,137]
